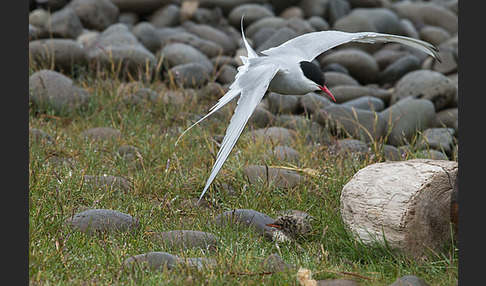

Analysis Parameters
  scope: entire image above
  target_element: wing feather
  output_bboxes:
[261,31,441,62]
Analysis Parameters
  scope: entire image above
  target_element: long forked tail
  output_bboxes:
[240,15,258,59]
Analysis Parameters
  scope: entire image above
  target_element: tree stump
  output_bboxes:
[340,159,458,258]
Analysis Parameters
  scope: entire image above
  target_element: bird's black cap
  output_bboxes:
[299,61,325,87]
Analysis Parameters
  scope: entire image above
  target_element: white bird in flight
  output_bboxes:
[177,17,441,203]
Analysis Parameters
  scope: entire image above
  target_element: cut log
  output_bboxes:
[340,159,458,258]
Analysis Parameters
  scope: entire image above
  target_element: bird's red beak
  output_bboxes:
[319,85,336,102]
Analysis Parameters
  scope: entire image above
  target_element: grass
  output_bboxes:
[29,65,458,285]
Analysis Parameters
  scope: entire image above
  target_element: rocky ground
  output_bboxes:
[29,0,458,159]
[29,0,458,285]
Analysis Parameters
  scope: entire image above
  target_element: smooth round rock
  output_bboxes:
[391,2,458,34]
[317,105,387,143]
[131,22,161,53]
[300,92,335,114]
[44,7,84,39]
[389,275,430,286]
[323,71,360,88]
[213,209,279,240]
[379,54,421,85]
[69,0,119,31]
[391,70,457,111]
[248,106,275,128]
[319,49,380,84]
[148,4,180,28]
[341,96,385,112]
[244,165,305,189]
[184,23,237,55]
[168,63,211,88]
[159,42,213,72]
[267,92,300,114]
[29,39,87,71]
[124,252,180,270]
[267,146,301,161]
[329,85,392,104]
[65,209,139,234]
[87,23,157,77]
[29,69,91,114]
[167,32,224,59]
[247,127,297,146]
[228,4,275,27]
[416,127,456,155]
[380,98,436,146]
[154,230,220,250]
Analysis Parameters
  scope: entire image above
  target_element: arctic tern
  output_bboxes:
[177,17,442,203]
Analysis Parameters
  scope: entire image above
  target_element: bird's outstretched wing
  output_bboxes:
[197,62,280,203]
[261,30,441,63]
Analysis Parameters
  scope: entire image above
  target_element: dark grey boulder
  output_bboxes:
[245,17,287,37]
[391,1,458,34]
[124,251,216,271]
[184,23,237,55]
[379,54,421,85]
[109,0,172,14]
[228,4,275,27]
[416,127,456,155]
[29,69,91,114]
[435,108,458,134]
[168,62,211,88]
[159,42,213,72]
[388,275,430,286]
[380,97,436,146]
[316,105,387,143]
[248,106,275,128]
[330,138,370,160]
[419,26,451,47]
[320,49,380,84]
[167,32,224,59]
[124,252,180,271]
[267,92,301,114]
[65,209,139,234]
[256,27,298,53]
[244,165,305,189]
[213,209,277,240]
[148,4,180,28]
[266,146,301,162]
[247,127,296,146]
[300,92,335,114]
[216,65,238,85]
[341,96,385,112]
[44,7,83,39]
[391,70,456,111]
[87,24,158,78]
[333,7,402,35]
[261,253,296,272]
[131,22,161,53]
[29,39,87,72]
[69,0,119,31]
[323,71,360,88]
[153,230,220,250]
